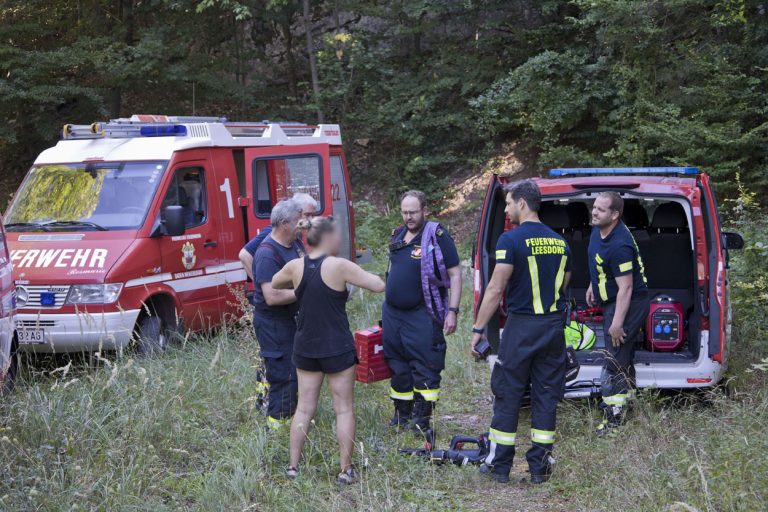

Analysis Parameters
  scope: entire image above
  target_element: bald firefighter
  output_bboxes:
[471,180,571,484]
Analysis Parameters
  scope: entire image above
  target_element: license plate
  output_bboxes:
[18,329,46,344]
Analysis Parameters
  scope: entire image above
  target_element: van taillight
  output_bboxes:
[687,378,712,384]
[474,269,480,292]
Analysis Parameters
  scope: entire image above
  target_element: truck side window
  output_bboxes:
[253,155,322,217]
[161,167,207,228]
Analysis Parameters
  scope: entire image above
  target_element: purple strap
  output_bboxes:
[421,221,451,323]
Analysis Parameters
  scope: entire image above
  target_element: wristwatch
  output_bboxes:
[449,307,460,315]
[472,326,484,334]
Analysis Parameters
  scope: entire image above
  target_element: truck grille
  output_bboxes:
[16,285,70,309]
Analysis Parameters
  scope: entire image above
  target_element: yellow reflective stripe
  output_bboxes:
[267,416,289,429]
[550,255,568,312]
[603,394,628,406]
[618,261,633,273]
[625,225,648,284]
[595,254,608,301]
[527,256,544,314]
[414,388,440,401]
[530,429,556,444]
[389,387,414,401]
[256,381,269,391]
[495,249,507,260]
[489,428,516,446]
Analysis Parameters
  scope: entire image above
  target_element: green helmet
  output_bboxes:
[565,321,596,351]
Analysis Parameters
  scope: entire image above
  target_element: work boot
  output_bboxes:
[389,399,413,429]
[411,398,434,432]
[479,463,510,484]
[530,455,556,484]
[596,406,624,437]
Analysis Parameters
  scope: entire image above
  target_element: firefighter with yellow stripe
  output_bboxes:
[587,191,649,436]
[471,180,571,484]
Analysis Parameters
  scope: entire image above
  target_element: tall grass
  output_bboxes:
[1,217,766,511]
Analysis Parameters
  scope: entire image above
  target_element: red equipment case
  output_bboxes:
[354,326,391,383]
[646,295,685,352]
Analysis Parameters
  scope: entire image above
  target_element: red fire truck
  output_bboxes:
[3,115,356,354]
[474,167,744,393]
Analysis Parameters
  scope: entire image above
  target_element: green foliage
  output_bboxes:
[473,0,768,196]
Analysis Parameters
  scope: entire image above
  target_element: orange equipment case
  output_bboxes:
[354,326,391,383]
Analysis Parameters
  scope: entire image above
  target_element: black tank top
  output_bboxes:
[294,255,354,358]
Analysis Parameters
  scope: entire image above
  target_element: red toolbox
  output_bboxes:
[354,326,391,383]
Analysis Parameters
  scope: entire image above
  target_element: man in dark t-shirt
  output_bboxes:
[251,199,305,429]
[587,191,649,436]
[383,190,462,437]
[470,180,571,484]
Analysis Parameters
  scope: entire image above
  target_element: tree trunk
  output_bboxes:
[281,17,298,98]
[303,0,324,124]
[110,0,134,118]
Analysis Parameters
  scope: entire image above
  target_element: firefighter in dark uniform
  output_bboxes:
[251,199,305,429]
[471,180,572,484]
[586,191,649,436]
[383,190,462,437]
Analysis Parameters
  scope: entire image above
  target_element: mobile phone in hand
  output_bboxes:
[474,339,491,360]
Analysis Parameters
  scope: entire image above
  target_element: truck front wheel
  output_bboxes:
[135,314,167,356]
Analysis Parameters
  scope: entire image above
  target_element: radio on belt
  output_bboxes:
[646,295,685,352]
[354,326,392,383]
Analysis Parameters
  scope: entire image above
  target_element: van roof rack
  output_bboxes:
[549,167,700,177]
[59,114,341,145]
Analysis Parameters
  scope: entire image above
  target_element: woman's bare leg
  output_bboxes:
[289,369,324,469]
[327,365,357,471]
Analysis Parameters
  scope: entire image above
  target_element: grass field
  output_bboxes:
[0,219,766,511]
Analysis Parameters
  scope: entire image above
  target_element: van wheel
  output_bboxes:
[1,340,19,395]
[135,314,167,356]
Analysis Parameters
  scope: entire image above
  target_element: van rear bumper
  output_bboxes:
[15,309,141,353]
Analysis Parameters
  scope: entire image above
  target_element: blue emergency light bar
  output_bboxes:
[139,125,187,137]
[549,167,700,177]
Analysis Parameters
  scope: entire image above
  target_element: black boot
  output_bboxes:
[411,397,435,446]
[389,399,413,429]
[596,405,624,437]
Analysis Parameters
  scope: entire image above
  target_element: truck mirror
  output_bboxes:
[722,231,744,250]
[164,205,186,237]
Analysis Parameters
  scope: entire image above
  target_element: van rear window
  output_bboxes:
[252,155,323,217]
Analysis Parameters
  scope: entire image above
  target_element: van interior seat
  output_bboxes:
[539,203,571,236]
[645,202,693,289]
[562,202,591,289]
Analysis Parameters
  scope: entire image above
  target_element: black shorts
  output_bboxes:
[292,350,358,374]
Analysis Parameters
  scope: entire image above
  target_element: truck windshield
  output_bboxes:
[4,161,167,231]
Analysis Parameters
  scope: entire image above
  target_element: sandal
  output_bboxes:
[286,466,299,479]
[337,466,357,485]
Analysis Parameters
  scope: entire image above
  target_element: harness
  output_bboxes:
[390,222,451,322]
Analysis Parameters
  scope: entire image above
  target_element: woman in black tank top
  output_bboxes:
[272,217,385,484]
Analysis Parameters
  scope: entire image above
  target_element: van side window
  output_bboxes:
[161,167,207,228]
[253,155,322,217]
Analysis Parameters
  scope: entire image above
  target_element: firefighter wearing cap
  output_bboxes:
[470,180,572,484]
[383,190,462,437]
[587,191,649,436]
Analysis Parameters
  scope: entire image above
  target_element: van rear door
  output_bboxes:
[474,174,507,352]
[698,173,729,363]
[244,145,331,239]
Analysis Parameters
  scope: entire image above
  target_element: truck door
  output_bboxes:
[157,161,222,330]
[329,151,354,260]
[244,145,331,237]
[474,174,507,353]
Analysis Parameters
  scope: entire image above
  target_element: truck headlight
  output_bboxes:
[66,283,123,304]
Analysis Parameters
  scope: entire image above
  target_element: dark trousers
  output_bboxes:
[600,294,649,408]
[485,312,566,477]
[382,303,446,403]
[253,311,298,422]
